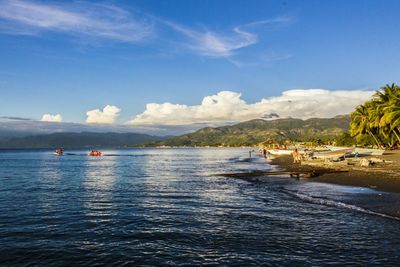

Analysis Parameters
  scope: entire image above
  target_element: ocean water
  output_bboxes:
[0,148,400,266]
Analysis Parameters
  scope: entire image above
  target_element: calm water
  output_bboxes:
[1,148,400,266]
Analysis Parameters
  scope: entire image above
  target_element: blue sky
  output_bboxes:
[0,0,399,132]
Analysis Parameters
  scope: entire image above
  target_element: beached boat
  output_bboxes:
[266,148,307,155]
[354,148,385,156]
[326,146,385,156]
[312,149,353,159]
[266,149,295,155]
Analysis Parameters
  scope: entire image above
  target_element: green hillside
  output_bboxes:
[147,115,351,147]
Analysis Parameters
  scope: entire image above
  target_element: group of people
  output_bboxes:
[54,149,102,156]
[89,150,102,156]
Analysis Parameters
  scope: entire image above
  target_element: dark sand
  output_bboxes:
[268,152,400,193]
[268,152,400,218]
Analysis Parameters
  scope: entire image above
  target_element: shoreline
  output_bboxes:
[267,153,400,218]
[267,153,400,193]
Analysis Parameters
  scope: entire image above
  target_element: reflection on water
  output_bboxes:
[82,156,118,222]
[0,148,400,266]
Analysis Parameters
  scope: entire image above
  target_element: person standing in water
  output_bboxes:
[262,148,267,158]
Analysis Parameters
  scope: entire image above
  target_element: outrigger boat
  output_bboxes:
[54,148,63,156]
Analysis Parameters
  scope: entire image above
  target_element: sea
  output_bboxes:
[0,148,400,266]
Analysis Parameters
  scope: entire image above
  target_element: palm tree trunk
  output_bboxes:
[368,130,382,148]
[395,127,400,145]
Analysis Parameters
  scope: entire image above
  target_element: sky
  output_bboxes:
[0,0,399,135]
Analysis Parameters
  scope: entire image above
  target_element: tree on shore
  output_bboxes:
[350,83,400,148]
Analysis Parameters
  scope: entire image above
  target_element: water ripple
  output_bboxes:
[0,148,400,266]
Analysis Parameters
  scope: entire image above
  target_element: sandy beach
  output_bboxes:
[267,151,400,218]
[268,151,400,193]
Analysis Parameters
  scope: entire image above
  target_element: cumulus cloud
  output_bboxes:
[86,105,121,124]
[0,0,153,42]
[128,89,374,126]
[41,114,63,122]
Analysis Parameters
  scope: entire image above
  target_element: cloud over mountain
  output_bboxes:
[41,114,63,122]
[128,89,374,126]
[86,105,121,124]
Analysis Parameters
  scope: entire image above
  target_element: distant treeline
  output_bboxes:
[0,132,166,149]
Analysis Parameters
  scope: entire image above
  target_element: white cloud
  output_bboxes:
[0,0,153,42]
[41,113,63,122]
[128,89,374,126]
[162,17,293,58]
[171,24,257,57]
[86,105,121,124]
[0,1,292,59]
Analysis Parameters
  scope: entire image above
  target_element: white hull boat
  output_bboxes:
[266,149,306,155]
[354,148,385,156]
[312,149,354,159]
[326,146,385,156]
[266,149,294,155]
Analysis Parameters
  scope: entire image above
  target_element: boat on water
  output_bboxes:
[54,148,63,156]
[326,146,385,156]
[89,150,102,156]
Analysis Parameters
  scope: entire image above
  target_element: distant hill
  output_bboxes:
[147,115,351,147]
[0,132,167,149]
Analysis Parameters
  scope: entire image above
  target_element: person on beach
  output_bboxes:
[292,149,302,163]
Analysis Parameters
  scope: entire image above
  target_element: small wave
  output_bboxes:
[230,157,259,163]
[64,153,150,157]
[282,189,400,221]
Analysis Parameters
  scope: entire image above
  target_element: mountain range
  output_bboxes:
[0,132,166,149]
[146,115,351,147]
[0,115,351,148]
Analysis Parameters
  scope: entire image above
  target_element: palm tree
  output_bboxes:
[375,83,400,102]
[350,103,382,148]
[350,83,400,148]
[377,84,400,146]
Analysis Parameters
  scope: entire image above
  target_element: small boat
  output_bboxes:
[312,149,353,159]
[326,146,385,156]
[266,148,307,156]
[54,148,63,156]
[354,148,385,156]
[325,145,351,151]
[266,149,295,155]
[89,150,102,156]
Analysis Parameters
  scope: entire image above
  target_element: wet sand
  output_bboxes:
[267,152,400,218]
[268,151,400,193]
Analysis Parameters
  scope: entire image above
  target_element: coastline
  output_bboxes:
[267,153,400,218]
[267,153,400,193]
